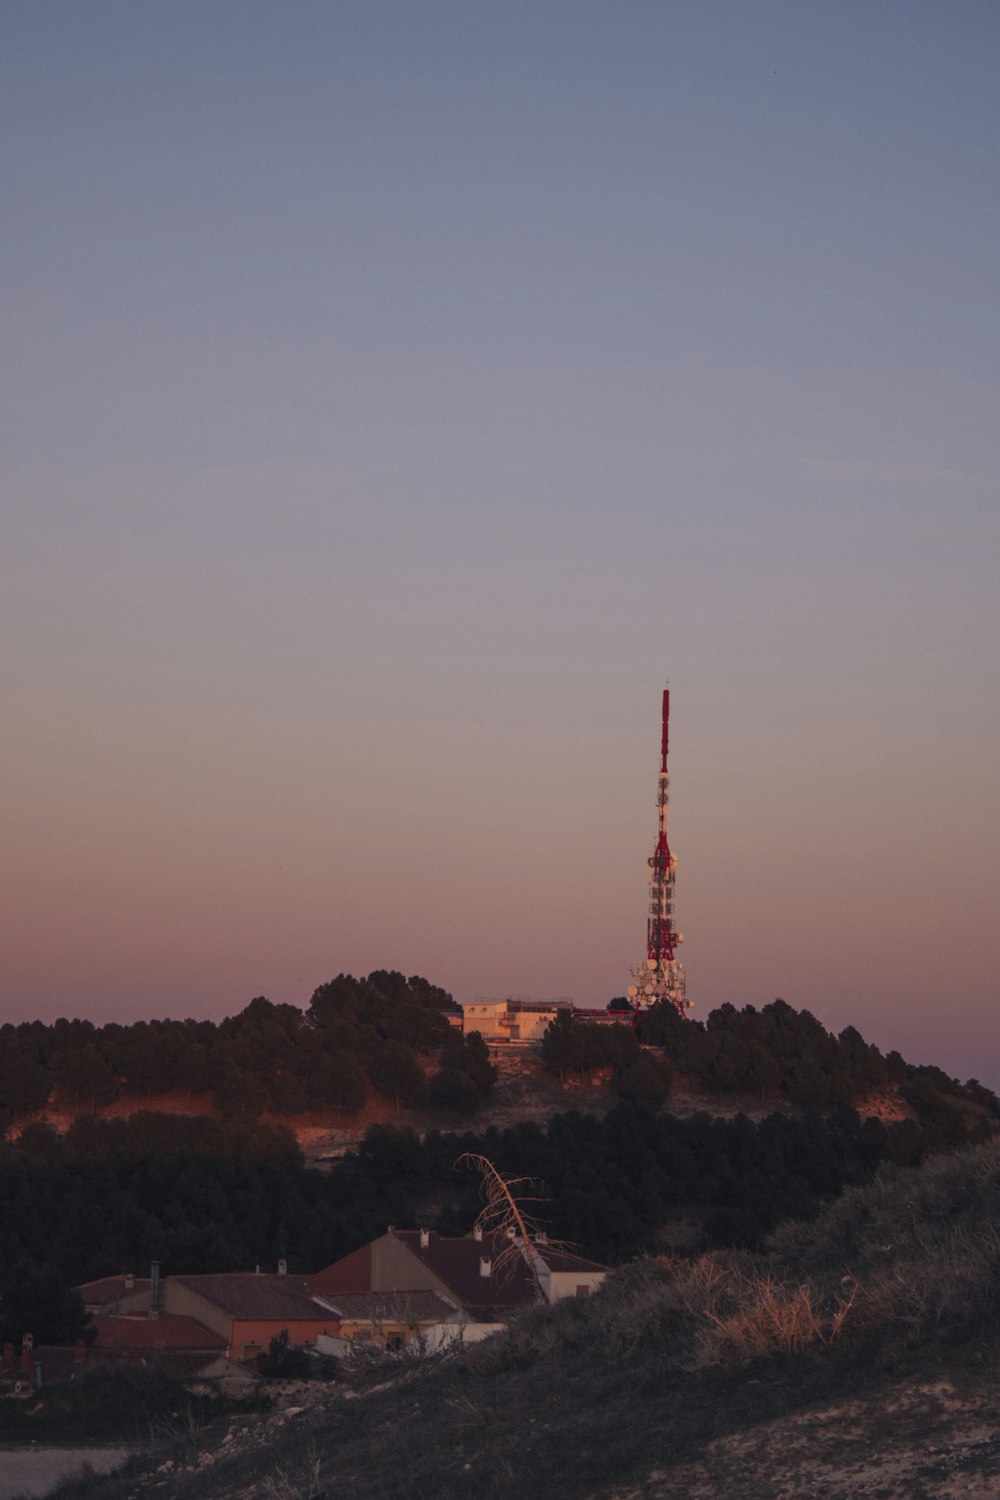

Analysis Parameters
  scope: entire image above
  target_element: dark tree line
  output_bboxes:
[0,1077,994,1309]
[0,1258,93,1349]
[0,974,496,1127]
[637,996,906,1106]
[541,1012,675,1103]
[538,997,997,1132]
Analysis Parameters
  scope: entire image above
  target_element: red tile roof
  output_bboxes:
[391,1230,539,1313]
[174,1274,335,1323]
[532,1242,608,1274]
[310,1230,607,1316]
[29,1345,228,1384]
[77,1275,150,1309]
[91,1315,225,1352]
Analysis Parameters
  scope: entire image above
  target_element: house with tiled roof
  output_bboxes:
[90,1314,226,1355]
[4,1322,245,1392]
[161,1273,339,1364]
[522,1239,611,1303]
[308,1227,607,1321]
[77,1272,151,1315]
[318,1290,464,1352]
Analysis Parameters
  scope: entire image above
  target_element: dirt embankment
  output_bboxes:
[7,1049,916,1168]
[52,1361,1000,1500]
[612,1371,1000,1499]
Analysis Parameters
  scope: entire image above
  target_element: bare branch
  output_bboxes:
[457,1152,565,1298]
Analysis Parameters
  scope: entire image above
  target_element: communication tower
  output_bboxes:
[627,688,690,1015]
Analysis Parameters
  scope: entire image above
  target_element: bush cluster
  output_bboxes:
[470,1137,1000,1390]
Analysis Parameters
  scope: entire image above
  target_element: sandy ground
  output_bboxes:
[0,1447,129,1499]
[55,1369,1000,1500]
[606,1375,1000,1500]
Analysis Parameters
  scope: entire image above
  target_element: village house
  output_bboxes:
[88,1313,225,1359]
[37,1230,608,1384]
[160,1272,339,1364]
[3,1319,246,1393]
[315,1289,465,1354]
[77,1272,151,1315]
[309,1227,608,1323]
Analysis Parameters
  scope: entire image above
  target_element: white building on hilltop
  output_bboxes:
[461,996,574,1044]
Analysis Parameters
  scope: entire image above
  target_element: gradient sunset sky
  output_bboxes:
[4,2,999,1084]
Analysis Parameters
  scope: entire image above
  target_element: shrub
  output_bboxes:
[258,1330,312,1378]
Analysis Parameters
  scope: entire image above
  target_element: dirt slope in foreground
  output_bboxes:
[42,1359,1000,1500]
[615,1371,1000,1500]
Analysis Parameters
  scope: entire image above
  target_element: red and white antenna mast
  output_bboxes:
[628,687,690,1015]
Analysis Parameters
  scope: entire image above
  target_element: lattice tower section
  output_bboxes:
[627,688,690,1015]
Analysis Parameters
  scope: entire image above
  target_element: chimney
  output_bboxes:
[479,1257,492,1278]
[277,1258,287,1276]
[472,1224,483,1242]
[419,1228,430,1249]
[149,1261,161,1316]
[22,1333,33,1354]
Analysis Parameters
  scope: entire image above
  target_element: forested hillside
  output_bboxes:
[2,978,996,1342]
[0,972,494,1125]
[2,974,994,1134]
[546,995,999,1126]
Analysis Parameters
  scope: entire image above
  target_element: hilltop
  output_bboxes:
[4,978,994,1168]
[2,982,996,1290]
[29,1136,1000,1500]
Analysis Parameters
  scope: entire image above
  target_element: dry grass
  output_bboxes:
[261,1448,322,1500]
[467,1139,1000,1384]
[546,1252,861,1372]
[697,1268,857,1365]
[768,1137,1000,1349]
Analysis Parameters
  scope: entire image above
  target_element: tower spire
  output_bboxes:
[628,688,690,1015]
